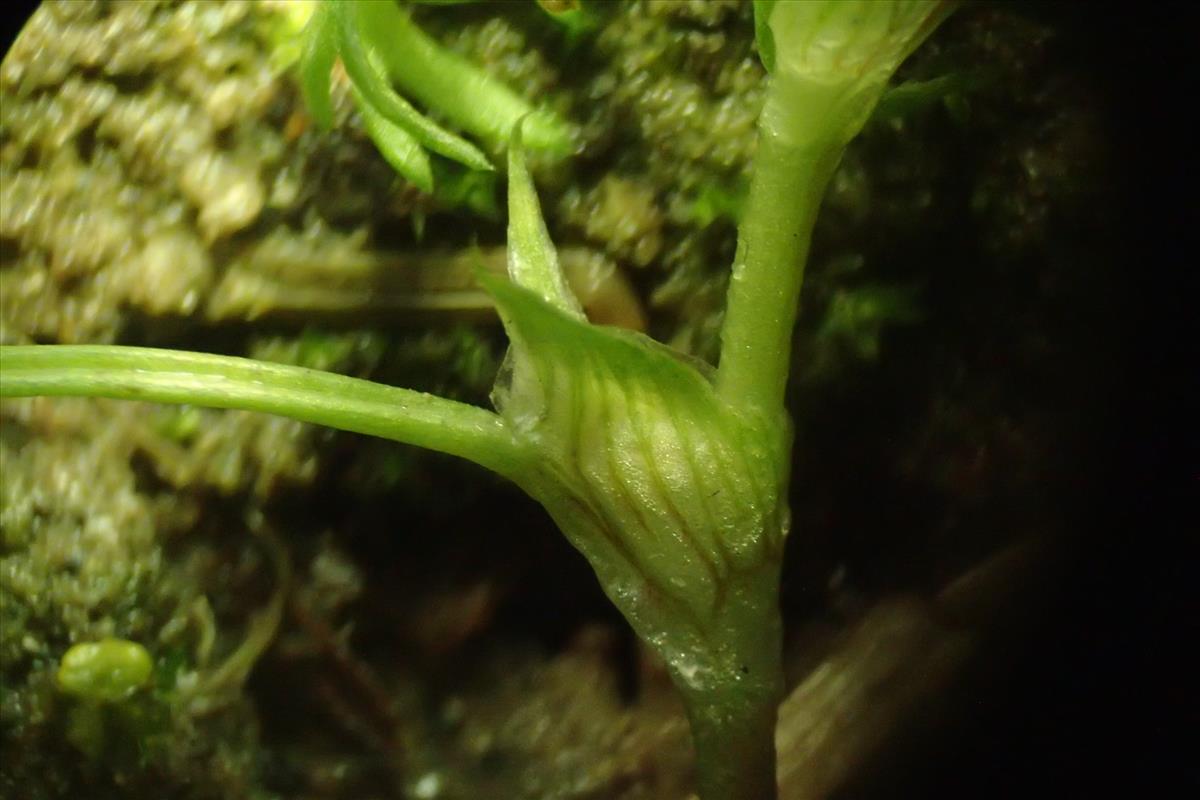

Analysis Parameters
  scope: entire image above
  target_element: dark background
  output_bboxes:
[860,3,1195,797]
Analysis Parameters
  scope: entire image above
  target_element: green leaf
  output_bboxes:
[362,0,575,155]
[753,0,777,73]
[298,1,336,130]
[353,85,434,192]
[504,122,583,318]
[334,1,493,172]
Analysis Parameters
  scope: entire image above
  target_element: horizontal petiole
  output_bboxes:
[0,345,529,478]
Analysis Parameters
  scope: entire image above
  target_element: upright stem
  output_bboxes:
[716,80,844,417]
[687,680,782,800]
[673,563,785,800]
[720,0,954,416]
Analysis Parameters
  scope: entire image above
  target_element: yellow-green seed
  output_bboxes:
[56,639,153,702]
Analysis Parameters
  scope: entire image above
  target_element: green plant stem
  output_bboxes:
[688,679,782,800]
[0,345,527,477]
[676,564,785,800]
[715,81,843,417]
